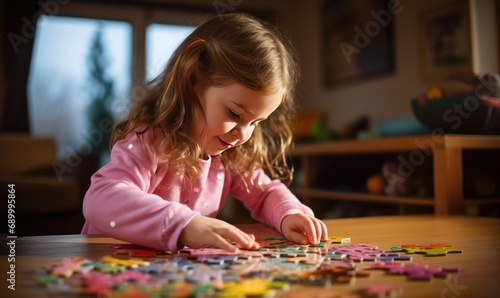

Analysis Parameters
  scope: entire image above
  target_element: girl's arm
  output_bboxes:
[82,130,198,252]
[230,168,328,244]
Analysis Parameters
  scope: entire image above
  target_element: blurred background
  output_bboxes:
[1,0,499,235]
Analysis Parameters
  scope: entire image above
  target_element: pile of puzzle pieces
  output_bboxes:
[38,237,463,297]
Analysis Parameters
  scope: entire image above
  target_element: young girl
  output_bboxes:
[81,13,328,253]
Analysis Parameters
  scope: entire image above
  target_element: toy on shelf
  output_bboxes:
[411,72,500,135]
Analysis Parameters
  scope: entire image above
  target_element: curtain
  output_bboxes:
[1,1,40,132]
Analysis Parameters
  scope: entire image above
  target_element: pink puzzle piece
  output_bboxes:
[362,284,401,297]
[50,257,85,278]
[81,271,115,295]
[179,247,263,259]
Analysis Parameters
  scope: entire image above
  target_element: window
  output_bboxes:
[27,4,203,166]
[146,24,196,81]
[28,15,132,163]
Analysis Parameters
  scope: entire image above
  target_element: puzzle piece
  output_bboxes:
[263,236,286,241]
[81,271,115,295]
[218,278,289,298]
[371,261,462,281]
[43,235,464,297]
[361,284,402,297]
[136,262,166,274]
[38,275,61,286]
[104,284,151,298]
[184,267,225,286]
[179,247,263,259]
[50,257,85,278]
[287,254,325,266]
[101,255,150,268]
[326,236,351,244]
[393,244,463,256]
[93,261,127,274]
[401,243,452,249]
[113,270,154,284]
[115,249,166,257]
[328,244,411,262]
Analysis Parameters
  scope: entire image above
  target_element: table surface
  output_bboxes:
[1,215,499,298]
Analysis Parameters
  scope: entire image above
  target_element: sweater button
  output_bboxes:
[217,172,224,180]
[127,144,133,149]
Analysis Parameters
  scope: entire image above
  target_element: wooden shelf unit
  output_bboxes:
[290,134,500,215]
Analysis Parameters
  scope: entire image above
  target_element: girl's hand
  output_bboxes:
[281,213,328,245]
[179,215,260,252]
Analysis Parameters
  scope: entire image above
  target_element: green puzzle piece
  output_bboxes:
[403,247,463,256]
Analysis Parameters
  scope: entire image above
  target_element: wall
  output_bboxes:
[279,0,499,131]
[1,0,497,133]
[470,0,499,74]
[0,2,5,123]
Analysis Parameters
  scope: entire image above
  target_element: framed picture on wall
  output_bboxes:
[321,0,395,87]
[497,0,500,72]
[419,0,472,82]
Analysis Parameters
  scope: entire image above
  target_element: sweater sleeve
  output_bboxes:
[81,131,199,252]
[229,167,314,234]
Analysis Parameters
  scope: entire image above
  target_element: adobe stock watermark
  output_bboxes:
[7,0,71,54]
[340,0,410,64]
[213,0,243,18]
[50,82,149,181]
[389,74,499,187]
[441,275,468,298]
[51,118,113,181]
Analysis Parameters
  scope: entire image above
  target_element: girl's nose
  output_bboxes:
[231,124,252,140]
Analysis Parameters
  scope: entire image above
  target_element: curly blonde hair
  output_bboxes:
[112,13,299,186]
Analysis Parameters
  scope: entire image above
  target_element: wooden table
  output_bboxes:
[1,215,499,297]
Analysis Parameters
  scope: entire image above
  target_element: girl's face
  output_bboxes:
[194,81,283,157]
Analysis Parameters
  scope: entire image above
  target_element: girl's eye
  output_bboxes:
[228,109,240,119]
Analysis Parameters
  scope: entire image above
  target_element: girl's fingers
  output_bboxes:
[216,226,260,250]
[319,220,329,240]
[305,217,318,244]
[282,214,329,245]
[212,233,239,252]
[308,216,328,242]
[294,215,316,244]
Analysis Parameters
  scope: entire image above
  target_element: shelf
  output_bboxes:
[291,134,500,215]
[291,188,434,206]
[463,198,500,205]
[291,134,500,156]
[291,136,428,155]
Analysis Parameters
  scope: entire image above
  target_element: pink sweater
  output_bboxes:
[81,129,313,252]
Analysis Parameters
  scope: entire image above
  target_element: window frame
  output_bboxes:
[57,2,212,89]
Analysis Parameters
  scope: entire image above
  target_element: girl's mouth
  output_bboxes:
[217,137,233,149]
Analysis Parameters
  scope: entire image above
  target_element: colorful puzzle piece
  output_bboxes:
[37,236,464,297]
[81,271,115,295]
[50,257,85,278]
[93,261,127,274]
[327,236,351,244]
[361,284,402,297]
[179,247,263,259]
[115,249,166,257]
[218,278,289,298]
[101,255,150,268]
[392,243,463,256]
[371,261,463,281]
[328,244,412,262]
